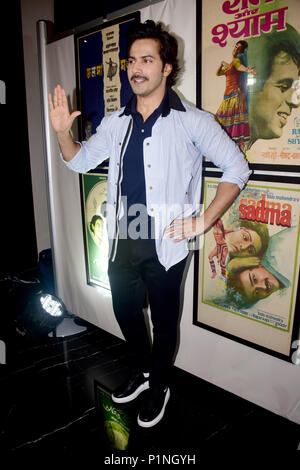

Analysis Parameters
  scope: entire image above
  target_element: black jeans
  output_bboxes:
[108,238,187,388]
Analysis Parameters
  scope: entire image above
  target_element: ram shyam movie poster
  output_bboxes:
[196,178,300,356]
[201,0,300,166]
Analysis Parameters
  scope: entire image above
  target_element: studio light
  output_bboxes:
[15,292,66,340]
[2,258,87,345]
[39,294,64,317]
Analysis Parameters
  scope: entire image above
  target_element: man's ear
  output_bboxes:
[163,63,172,77]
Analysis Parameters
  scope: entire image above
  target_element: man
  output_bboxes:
[48,20,250,427]
[247,24,300,147]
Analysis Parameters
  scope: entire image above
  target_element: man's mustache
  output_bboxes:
[130,74,149,81]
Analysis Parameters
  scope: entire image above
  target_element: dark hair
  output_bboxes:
[226,271,255,308]
[235,219,270,258]
[90,215,103,234]
[237,40,248,53]
[125,20,180,87]
[247,23,300,93]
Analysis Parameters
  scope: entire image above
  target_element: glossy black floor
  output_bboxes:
[1,268,299,462]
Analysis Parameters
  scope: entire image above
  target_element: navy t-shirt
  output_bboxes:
[120,93,167,240]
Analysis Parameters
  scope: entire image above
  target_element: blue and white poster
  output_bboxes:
[75,13,140,141]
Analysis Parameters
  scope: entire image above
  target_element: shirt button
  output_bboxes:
[146,142,150,146]
[149,186,153,190]
[147,164,151,168]
[141,129,144,133]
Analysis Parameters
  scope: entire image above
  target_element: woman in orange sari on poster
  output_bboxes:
[216,41,256,152]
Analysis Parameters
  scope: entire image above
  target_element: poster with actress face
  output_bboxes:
[81,172,110,290]
[194,177,300,358]
[200,0,300,167]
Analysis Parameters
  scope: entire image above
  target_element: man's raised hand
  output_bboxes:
[48,84,81,135]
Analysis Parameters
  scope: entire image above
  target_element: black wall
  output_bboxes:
[0,0,37,276]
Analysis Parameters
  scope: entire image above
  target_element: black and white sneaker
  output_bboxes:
[137,386,170,428]
[111,371,150,404]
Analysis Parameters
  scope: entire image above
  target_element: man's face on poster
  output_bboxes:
[239,265,280,303]
[250,50,300,140]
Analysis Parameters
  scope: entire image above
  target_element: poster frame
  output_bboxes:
[196,0,300,173]
[79,169,110,290]
[193,170,300,363]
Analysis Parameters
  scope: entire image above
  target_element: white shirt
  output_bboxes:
[61,90,251,270]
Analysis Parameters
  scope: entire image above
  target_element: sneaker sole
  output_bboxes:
[137,387,170,428]
[111,380,150,404]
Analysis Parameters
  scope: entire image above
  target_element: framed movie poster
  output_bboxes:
[94,380,131,451]
[75,11,140,143]
[198,0,300,170]
[193,174,300,360]
[80,171,110,289]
